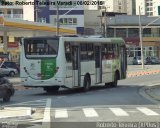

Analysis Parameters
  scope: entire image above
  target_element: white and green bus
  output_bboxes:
[20,36,127,92]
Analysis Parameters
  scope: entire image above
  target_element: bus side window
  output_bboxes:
[65,42,72,62]
[87,43,94,60]
[112,44,118,59]
[107,44,115,59]
[102,44,108,60]
[80,43,88,61]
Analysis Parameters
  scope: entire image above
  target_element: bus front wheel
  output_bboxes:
[83,75,91,92]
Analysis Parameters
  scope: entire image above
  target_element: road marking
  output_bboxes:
[109,108,129,116]
[83,108,98,117]
[4,99,48,107]
[42,98,52,128]
[55,109,68,118]
[137,107,159,116]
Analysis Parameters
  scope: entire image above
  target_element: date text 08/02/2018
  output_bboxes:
[1,0,105,6]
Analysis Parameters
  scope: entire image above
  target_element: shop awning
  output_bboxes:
[0,17,76,36]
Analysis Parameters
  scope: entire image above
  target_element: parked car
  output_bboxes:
[0,75,15,102]
[0,61,18,77]
[2,61,20,73]
[132,56,146,65]
[146,56,160,64]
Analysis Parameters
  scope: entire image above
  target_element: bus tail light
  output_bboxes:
[55,67,59,73]
[24,67,27,73]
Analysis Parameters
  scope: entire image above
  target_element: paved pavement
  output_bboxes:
[127,65,160,104]
[7,65,160,102]
[1,64,160,123]
[128,65,160,104]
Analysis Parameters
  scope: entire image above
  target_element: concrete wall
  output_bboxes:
[84,10,101,34]
[23,0,34,21]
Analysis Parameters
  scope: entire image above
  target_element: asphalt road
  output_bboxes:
[1,74,160,128]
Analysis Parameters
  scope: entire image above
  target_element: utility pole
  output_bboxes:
[56,5,59,36]
[104,7,107,37]
[35,5,38,22]
[139,6,144,69]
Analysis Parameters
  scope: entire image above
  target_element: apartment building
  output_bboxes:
[23,0,85,34]
[136,0,160,16]
[0,1,23,19]
[84,0,136,15]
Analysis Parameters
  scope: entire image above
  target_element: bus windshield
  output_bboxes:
[24,38,59,58]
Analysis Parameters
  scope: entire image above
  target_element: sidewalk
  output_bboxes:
[127,65,160,77]
[0,107,31,119]
[144,85,160,103]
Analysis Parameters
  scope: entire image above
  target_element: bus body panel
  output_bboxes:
[20,36,127,89]
[102,60,113,83]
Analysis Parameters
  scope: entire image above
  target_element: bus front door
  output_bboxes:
[95,45,102,83]
[72,45,81,87]
[120,46,127,79]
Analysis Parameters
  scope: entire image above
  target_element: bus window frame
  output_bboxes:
[24,38,59,59]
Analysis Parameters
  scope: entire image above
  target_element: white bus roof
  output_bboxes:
[23,36,125,45]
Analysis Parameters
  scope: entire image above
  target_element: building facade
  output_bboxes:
[136,0,160,16]
[0,1,23,62]
[106,15,160,64]
[84,0,135,15]
[34,0,85,34]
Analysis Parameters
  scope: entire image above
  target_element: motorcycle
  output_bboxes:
[0,75,15,102]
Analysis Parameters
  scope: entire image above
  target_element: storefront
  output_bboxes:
[125,37,160,64]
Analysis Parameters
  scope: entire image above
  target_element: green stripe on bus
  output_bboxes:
[41,59,56,80]
[110,38,124,44]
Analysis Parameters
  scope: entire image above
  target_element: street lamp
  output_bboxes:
[98,6,108,37]
[103,7,107,37]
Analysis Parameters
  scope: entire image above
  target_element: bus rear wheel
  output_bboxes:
[110,73,118,88]
[44,86,59,93]
[83,75,91,92]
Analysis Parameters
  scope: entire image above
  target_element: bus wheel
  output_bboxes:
[44,86,59,93]
[83,75,91,92]
[110,73,118,88]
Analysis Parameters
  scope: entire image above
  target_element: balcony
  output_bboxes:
[0,14,23,20]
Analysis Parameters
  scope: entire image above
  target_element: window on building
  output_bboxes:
[116,28,126,38]
[0,10,4,14]
[37,17,46,23]
[58,18,77,25]
[128,28,139,37]
[13,9,23,14]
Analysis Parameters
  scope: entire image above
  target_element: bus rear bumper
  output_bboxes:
[21,77,65,87]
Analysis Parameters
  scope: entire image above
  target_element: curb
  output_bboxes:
[0,107,32,119]
[144,85,160,101]
[127,69,160,78]
[139,84,160,104]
